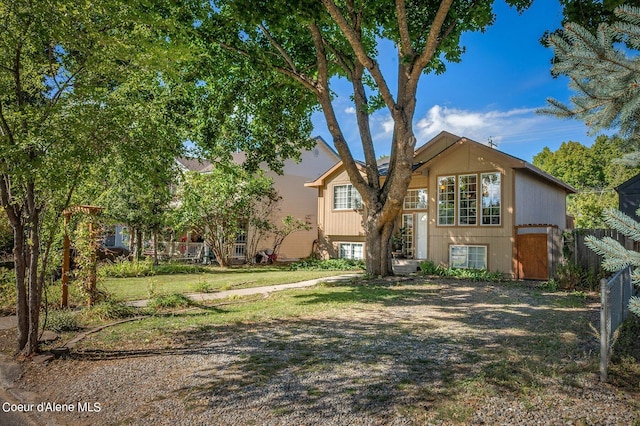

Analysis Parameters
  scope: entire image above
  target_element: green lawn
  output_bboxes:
[99,267,361,301]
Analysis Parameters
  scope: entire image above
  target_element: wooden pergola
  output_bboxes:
[61,205,103,308]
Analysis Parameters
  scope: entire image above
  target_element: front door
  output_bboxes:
[416,213,428,259]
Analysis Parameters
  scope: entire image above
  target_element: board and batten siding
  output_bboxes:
[514,170,568,228]
[425,143,516,275]
[321,169,365,237]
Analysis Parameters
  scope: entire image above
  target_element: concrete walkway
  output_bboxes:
[128,273,360,307]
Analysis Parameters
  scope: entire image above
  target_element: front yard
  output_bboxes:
[11,275,640,425]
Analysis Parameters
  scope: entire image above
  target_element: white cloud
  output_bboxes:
[366,104,590,160]
[344,106,356,114]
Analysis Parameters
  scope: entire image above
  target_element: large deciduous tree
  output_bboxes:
[0,0,185,355]
[194,0,532,276]
[542,5,640,316]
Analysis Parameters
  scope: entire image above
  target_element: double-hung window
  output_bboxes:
[333,184,362,210]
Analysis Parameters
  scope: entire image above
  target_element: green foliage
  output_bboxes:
[177,165,278,266]
[81,300,137,322]
[0,209,12,257]
[98,258,210,278]
[193,0,532,277]
[0,268,16,312]
[553,260,600,291]
[544,5,640,317]
[289,258,365,271]
[147,293,193,310]
[44,309,80,333]
[533,136,640,228]
[419,261,504,282]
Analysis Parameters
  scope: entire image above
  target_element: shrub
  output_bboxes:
[419,261,439,275]
[289,258,365,271]
[147,293,193,310]
[44,309,80,333]
[553,260,600,291]
[82,300,137,322]
[419,262,503,282]
[99,258,156,278]
[99,258,210,278]
[0,267,15,312]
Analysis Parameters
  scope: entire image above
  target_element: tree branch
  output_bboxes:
[396,0,414,57]
[411,0,455,80]
[321,0,397,113]
[216,41,318,92]
[258,23,299,74]
[308,21,368,194]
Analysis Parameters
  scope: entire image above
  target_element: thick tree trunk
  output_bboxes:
[13,224,28,352]
[364,213,395,277]
[24,215,41,356]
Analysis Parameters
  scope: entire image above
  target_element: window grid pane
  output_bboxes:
[404,189,428,209]
[338,243,364,260]
[402,214,414,256]
[334,185,362,210]
[481,173,501,225]
[437,176,456,225]
[458,175,477,225]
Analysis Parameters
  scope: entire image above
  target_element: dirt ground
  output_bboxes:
[3,277,640,425]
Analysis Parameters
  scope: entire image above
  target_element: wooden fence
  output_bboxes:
[566,229,637,275]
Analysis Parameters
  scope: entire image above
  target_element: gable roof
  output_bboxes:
[306,132,576,193]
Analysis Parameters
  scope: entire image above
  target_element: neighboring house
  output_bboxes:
[305,131,576,279]
[616,173,640,222]
[176,137,340,261]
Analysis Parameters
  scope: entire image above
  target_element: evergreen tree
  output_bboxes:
[542,5,640,316]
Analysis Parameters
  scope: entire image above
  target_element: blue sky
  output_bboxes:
[310,0,595,163]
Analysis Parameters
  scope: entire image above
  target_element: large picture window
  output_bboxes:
[481,173,501,225]
[437,176,455,225]
[338,242,364,260]
[458,174,477,225]
[333,184,362,210]
[449,245,487,269]
[404,189,428,210]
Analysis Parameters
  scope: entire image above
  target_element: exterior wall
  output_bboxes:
[425,143,515,275]
[260,141,339,260]
[514,170,568,228]
[321,168,366,237]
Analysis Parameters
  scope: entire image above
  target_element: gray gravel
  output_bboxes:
[12,280,640,425]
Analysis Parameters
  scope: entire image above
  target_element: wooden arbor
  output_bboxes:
[61,205,103,308]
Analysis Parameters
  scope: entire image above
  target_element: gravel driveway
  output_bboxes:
[13,279,640,425]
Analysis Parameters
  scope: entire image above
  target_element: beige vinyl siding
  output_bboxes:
[514,170,568,228]
[426,143,515,275]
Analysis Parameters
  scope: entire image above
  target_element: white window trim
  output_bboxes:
[449,245,487,270]
[404,188,428,210]
[338,242,364,260]
[333,184,362,211]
